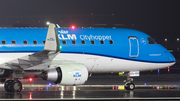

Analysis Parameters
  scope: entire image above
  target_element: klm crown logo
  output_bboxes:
[73,72,81,77]
[47,38,55,41]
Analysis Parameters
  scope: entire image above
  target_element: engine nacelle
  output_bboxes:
[0,69,12,77]
[41,63,88,85]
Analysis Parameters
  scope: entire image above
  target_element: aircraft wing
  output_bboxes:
[0,23,61,70]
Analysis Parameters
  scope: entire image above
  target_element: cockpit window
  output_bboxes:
[147,37,156,44]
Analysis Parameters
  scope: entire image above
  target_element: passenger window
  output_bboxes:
[43,40,46,44]
[33,40,37,45]
[109,40,113,44]
[24,40,28,45]
[12,40,16,45]
[2,40,6,45]
[91,40,95,45]
[82,40,85,45]
[62,40,66,45]
[72,40,76,45]
[100,40,104,44]
[147,37,156,44]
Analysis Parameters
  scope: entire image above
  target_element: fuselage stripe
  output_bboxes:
[0,51,175,63]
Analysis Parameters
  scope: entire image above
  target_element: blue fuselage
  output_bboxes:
[0,27,175,64]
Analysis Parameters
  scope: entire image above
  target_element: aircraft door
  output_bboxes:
[129,37,139,57]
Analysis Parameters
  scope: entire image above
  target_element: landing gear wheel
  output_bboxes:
[4,80,22,92]
[4,80,14,92]
[11,80,22,92]
[0,79,6,83]
[125,82,135,90]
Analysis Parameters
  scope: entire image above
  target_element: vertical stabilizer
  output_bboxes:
[44,23,61,52]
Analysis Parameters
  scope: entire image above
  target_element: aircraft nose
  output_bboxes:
[166,51,176,64]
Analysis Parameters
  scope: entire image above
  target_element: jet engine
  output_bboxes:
[0,69,13,77]
[39,63,88,85]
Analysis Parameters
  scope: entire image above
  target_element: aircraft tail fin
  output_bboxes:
[44,23,61,52]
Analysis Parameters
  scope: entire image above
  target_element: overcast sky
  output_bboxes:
[0,0,179,38]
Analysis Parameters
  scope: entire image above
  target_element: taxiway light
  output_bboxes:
[48,83,52,86]
[168,67,170,73]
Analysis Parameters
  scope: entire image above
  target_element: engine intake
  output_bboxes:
[0,69,13,77]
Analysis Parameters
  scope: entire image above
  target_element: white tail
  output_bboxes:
[44,23,61,51]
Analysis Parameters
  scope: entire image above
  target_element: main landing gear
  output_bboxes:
[124,76,135,90]
[4,79,22,92]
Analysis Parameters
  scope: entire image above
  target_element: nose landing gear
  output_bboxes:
[122,71,139,90]
[124,77,135,90]
[4,79,22,92]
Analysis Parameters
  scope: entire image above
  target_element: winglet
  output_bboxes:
[44,23,61,52]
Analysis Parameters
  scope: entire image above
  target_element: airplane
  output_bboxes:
[0,23,175,92]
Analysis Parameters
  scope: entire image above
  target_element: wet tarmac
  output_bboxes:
[1,74,180,100]
[0,84,179,100]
